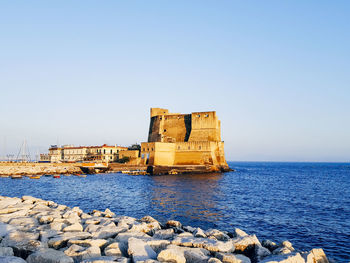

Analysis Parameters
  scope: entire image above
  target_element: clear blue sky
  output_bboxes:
[0,1,349,162]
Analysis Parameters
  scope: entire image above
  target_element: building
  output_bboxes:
[141,108,230,173]
[48,144,128,163]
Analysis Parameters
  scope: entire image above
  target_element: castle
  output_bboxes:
[141,108,230,174]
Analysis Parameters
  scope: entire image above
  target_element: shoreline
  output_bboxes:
[0,195,330,263]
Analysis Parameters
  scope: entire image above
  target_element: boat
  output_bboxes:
[76,174,87,178]
[127,170,147,175]
[43,174,52,177]
[30,175,40,179]
[11,175,23,179]
[53,175,60,179]
[64,174,72,177]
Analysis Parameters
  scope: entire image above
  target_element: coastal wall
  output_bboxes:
[0,162,82,176]
[0,195,331,263]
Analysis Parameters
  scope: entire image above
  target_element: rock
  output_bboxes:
[0,222,16,237]
[281,241,294,250]
[233,228,248,238]
[205,229,230,241]
[183,248,210,263]
[183,225,196,233]
[215,252,251,263]
[172,236,235,253]
[63,223,83,232]
[1,230,42,257]
[153,229,175,240]
[262,240,279,252]
[272,247,293,255]
[140,216,158,223]
[26,248,74,263]
[104,242,123,257]
[81,256,127,263]
[253,245,271,261]
[232,234,261,253]
[0,247,14,256]
[103,208,115,218]
[64,244,101,262]
[166,220,182,228]
[0,256,27,263]
[127,237,157,262]
[208,258,223,263]
[302,248,329,263]
[50,222,65,231]
[68,239,107,248]
[260,252,305,263]
[147,239,171,253]
[48,232,92,249]
[129,221,161,235]
[7,216,38,229]
[38,215,54,224]
[193,228,206,238]
[157,246,186,263]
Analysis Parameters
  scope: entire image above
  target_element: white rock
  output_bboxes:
[67,239,107,248]
[104,242,123,257]
[63,223,83,232]
[260,252,306,263]
[81,256,127,263]
[205,229,230,241]
[215,252,251,263]
[184,248,210,263]
[64,244,101,262]
[147,239,171,253]
[153,229,175,240]
[157,247,186,263]
[172,236,235,253]
[26,248,74,263]
[0,256,27,263]
[234,228,248,238]
[0,247,14,256]
[232,234,261,253]
[0,222,16,237]
[166,220,182,228]
[194,228,207,238]
[127,237,157,262]
[302,248,329,263]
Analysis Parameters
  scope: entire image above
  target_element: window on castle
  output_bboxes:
[199,146,202,150]
[151,148,154,151]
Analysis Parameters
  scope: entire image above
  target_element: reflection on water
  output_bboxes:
[147,173,224,225]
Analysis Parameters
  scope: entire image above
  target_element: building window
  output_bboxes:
[199,146,202,150]
[197,114,200,117]
[164,129,166,132]
[205,114,209,117]
[178,146,180,150]
[141,154,144,159]
[151,148,154,151]
[143,148,145,151]
[110,156,112,160]
[110,149,112,154]
[147,148,149,151]
[104,149,106,154]
[188,146,190,150]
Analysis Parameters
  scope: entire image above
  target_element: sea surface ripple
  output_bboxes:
[0,162,349,262]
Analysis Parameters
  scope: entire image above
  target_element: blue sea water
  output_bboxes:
[0,162,349,262]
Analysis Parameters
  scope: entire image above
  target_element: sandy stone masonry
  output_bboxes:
[141,108,230,174]
[0,195,330,263]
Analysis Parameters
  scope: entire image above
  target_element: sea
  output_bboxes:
[0,162,349,262]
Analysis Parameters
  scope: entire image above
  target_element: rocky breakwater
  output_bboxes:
[0,195,330,263]
[0,163,82,177]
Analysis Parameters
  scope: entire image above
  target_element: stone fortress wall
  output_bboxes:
[141,108,229,172]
